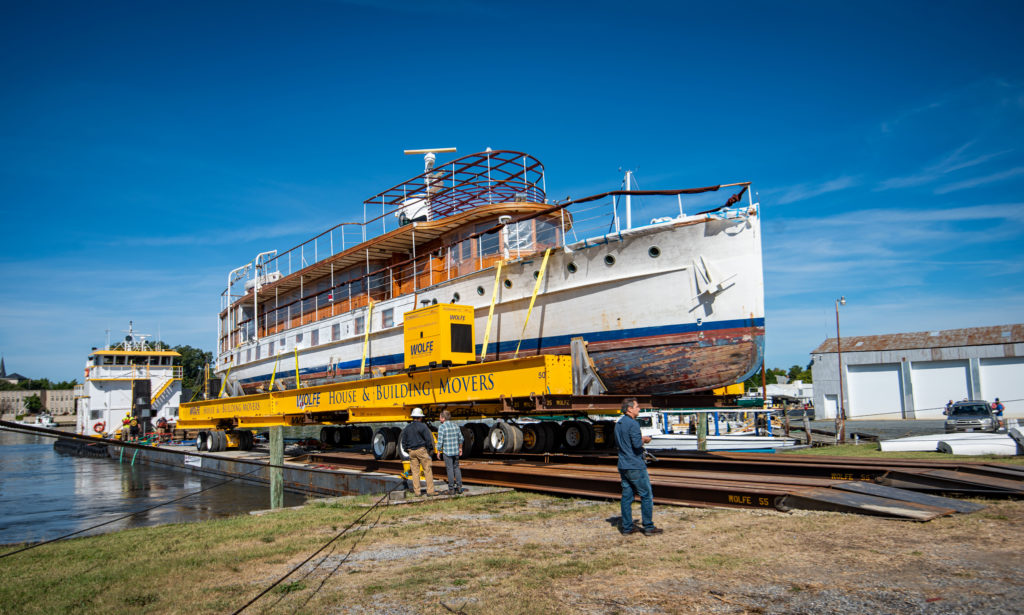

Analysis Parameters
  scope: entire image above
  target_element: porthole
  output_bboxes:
[533,271,540,279]
[648,246,661,258]
[567,262,578,274]
[452,293,460,303]
[503,279,512,289]
[476,286,485,295]
[604,254,616,266]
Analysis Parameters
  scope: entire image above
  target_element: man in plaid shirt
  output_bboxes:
[435,410,464,495]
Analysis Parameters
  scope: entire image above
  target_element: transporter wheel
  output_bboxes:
[372,428,397,460]
[509,423,524,453]
[540,422,560,452]
[560,421,590,452]
[196,431,208,451]
[213,430,228,452]
[460,425,476,458]
[521,424,547,454]
[467,423,488,456]
[397,426,413,461]
[202,430,216,452]
[338,426,353,446]
[359,426,373,443]
[579,421,596,451]
[320,427,334,447]
[488,422,517,454]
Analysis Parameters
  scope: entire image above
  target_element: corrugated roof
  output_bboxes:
[811,324,1024,354]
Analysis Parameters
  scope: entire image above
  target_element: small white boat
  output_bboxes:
[638,410,797,451]
[937,436,1019,456]
[645,433,798,452]
[880,431,1018,454]
[14,414,57,429]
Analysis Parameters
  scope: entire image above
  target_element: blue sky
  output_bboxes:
[1,1,1022,382]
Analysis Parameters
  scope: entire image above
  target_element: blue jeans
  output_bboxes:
[619,467,653,530]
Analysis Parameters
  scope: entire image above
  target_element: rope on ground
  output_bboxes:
[0,466,266,560]
[232,480,408,615]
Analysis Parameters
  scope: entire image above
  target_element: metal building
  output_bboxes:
[810,324,1023,420]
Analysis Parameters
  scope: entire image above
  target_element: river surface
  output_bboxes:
[0,429,307,546]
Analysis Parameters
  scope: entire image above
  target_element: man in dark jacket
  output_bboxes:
[614,398,662,536]
[401,407,436,496]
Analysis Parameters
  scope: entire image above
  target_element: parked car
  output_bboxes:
[944,401,1000,433]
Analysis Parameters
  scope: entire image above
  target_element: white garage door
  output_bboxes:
[847,364,904,419]
[980,357,1024,417]
[911,360,969,418]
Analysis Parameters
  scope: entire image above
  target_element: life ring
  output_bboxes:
[93,422,106,434]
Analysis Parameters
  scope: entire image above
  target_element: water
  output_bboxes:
[0,429,308,546]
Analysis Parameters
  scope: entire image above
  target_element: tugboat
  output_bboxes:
[75,322,182,438]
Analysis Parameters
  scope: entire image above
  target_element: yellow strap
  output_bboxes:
[360,299,375,376]
[294,347,300,390]
[480,260,504,361]
[269,356,279,391]
[514,249,551,358]
[218,366,231,398]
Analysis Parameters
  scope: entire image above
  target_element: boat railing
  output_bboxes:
[224,151,547,308]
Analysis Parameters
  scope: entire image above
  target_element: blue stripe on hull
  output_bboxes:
[238,317,765,387]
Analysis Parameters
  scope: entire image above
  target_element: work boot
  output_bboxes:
[619,526,639,535]
[642,526,664,536]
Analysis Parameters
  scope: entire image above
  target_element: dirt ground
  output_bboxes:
[243,491,1024,615]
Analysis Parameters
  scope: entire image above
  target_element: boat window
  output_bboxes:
[332,323,340,341]
[246,349,251,362]
[536,218,560,247]
[355,315,365,335]
[636,416,653,428]
[507,220,535,253]
[268,341,275,355]
[115,356,126,365]
[382,308,394,328]
[477,222,500,257]
[310,329,319,347]
[255,344,261,360]
[295,332,303,346]
[103,356,114,365]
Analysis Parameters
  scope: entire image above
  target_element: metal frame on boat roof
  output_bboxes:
[363,149,546,218]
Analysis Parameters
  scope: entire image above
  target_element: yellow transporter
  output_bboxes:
[179,354,573,430]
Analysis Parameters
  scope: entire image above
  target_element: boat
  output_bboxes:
[74,322,183,438]
[636,410,798,452]
[14,413,57,429]
[214,149,765,398]
[880,432,1019,455]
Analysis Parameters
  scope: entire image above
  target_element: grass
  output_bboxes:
[2,488,1023,614]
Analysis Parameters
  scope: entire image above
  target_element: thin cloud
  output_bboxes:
[934,166,1024,194]
[772,176,860,205]
[875,142,1009,191]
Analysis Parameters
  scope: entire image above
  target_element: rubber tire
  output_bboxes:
[359,426,373,444]
[540,422,560,452]
[488,422,517,453]
[579,421,595,451]
[372,428,397,460]
[214,430,227,452]
[320,427,333,446]
[338,426,352,446]
[510,423,524,453]
[394,426,410,460]
[240,430,254,451]
[560,421,590,451]
[521,423,547,454]
[460,425,476,458]
[196,430,208,451]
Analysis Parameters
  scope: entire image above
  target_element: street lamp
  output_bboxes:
[835,296,847,444]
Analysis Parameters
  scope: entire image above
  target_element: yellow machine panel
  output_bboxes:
[179,354,573,429]
[403,303,475,369]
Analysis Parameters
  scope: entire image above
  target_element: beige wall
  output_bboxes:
[0,389,77,415]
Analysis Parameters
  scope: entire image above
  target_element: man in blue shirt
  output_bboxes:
[614,397,663,536]
[435,410,464,495]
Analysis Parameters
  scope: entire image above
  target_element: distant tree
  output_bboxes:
[174,345,213,393]
[23,394,43,414]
